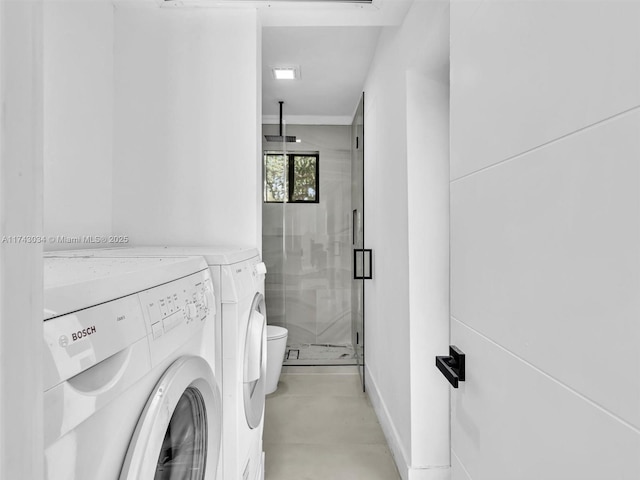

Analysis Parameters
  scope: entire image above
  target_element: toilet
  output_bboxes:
[265,325,288,395]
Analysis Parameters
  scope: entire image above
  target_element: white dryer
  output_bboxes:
[43,255,221,480]
[46,246,268,480]
[208,248,267,480]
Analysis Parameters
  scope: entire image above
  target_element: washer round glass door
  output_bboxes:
[155,386,206,479]
[243,293,267,429]
[120,356,221,480]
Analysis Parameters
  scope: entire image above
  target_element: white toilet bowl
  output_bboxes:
[266,325,288,395]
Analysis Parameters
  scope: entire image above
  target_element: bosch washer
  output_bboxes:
[43,255,221,480]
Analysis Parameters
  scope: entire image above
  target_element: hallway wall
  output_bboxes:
[262,124,352,347]
[362,1,450,479]
[450,2,640,478]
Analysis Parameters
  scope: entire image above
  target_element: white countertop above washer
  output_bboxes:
[45,245,259,266]
[44,255,208,320]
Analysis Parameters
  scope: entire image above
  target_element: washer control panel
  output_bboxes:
[140,269,215,366]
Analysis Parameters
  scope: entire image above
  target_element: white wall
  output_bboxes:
[113,4,262,249]
[0,1,44,478]
[450,1,640,479]
[262,124,352,347]
[43,1,114,250]
[363,1,450,479]
[42,1,262,251]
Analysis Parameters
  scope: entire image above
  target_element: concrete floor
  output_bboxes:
[263,366,401,480]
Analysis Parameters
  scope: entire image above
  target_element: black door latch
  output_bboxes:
[435,346,465,388]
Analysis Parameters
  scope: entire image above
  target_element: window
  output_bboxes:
[264,153,319,203]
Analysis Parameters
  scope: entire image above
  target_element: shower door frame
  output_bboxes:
[351,92,366,391]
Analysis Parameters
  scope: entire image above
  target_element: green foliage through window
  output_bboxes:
[264,154,287,202]
[264,153,319,203]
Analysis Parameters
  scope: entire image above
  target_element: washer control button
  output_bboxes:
[152,322,163,340]
[186,303,198,320]
[201,291,209,312]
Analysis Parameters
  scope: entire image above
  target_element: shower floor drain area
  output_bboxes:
[284,343,357,366]
[286,349,300,360]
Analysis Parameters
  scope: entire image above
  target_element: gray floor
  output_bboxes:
[263,366,401,480]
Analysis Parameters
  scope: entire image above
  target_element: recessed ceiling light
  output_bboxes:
[272,66,299,80]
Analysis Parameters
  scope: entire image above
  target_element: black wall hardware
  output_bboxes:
[435,345,465,388]
[352,209,358,245]
[353,249,372,279]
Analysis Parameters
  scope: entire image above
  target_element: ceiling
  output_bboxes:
[262,26,381,124]
[259,0,412,124]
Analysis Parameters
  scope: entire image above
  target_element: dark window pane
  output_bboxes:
[292,156,317,202]
[264,154,287,202]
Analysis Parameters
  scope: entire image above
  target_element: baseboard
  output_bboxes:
[365,366,411,480]
[365,366,451,480]
[408,466,451,480]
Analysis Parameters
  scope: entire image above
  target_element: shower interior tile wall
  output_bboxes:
[262,124,352,347]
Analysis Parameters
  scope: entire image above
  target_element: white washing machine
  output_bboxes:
[46,246,268,480]
[43,255,221,480]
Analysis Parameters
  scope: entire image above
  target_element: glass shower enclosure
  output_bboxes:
[262,118,361,368]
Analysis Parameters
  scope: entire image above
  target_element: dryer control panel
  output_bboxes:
[140,269,215,366]
[219,256,266,303]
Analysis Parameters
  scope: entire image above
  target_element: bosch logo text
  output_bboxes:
[71,325,97,342]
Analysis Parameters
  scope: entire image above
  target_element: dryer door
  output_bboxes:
[120,356,221,480]
[243,293,267,429]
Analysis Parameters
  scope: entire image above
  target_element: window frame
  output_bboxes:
[263,152,320,204]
